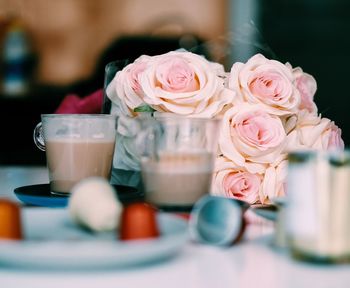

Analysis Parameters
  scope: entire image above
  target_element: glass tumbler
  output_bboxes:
[136,114,221,211]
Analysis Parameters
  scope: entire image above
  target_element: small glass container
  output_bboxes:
[286,149,350,263]
[136,116,221,211]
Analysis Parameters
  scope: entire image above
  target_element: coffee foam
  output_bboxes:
[47,137,113,143]
[141,150,214,174]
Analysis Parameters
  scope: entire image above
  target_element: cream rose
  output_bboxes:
[139,51,234,118]
[229,54,300,115]
[108,55,152,117]
[286,111,344,151]
[212,157,261,204]
[327,122,344,150]
[219,103,287,173]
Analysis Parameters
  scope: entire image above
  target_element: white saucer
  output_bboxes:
[0,208,188,270]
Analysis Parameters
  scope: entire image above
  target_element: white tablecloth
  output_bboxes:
[0,166,350,288]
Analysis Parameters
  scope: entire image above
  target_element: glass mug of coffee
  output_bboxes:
[33,114,117,195]
[135,114,221,211]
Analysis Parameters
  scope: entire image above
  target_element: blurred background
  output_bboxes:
[0,0,349,165]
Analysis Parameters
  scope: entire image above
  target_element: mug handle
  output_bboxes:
[33,122,46,151]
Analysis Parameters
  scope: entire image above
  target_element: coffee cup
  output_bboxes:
[135,114,221,211]
[33,114,117,195]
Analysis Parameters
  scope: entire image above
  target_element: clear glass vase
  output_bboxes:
[103,59,144,191]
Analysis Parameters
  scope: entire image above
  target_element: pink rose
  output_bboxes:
[108,55,152,117]
[327,123,344,150]
[212,157,261,204]
[155,56,199,93]
[295,74,317,113]
[311,119,344,150]
[286,111,344,151]
[287,64,318,114]
[219,103,287,173]
[213,157,287,204]
[228,54,300,115]
[140,51,234,117]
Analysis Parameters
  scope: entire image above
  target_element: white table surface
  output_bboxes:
[1,166,350,288]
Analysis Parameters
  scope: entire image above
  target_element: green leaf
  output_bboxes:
[134,104,155,113]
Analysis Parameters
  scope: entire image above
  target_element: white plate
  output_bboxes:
[0,208,189,270]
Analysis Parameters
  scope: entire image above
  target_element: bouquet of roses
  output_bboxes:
[106,51,344,205]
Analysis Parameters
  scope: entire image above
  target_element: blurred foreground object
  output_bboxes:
[0,199,22,240]
[120,202,159,241]
[189,195,246,246]
[69,177,122,232]
[287,150,350,263]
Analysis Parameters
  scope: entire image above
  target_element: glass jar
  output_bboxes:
[286,150,350,263]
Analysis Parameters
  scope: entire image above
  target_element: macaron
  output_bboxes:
[69,177,122,232]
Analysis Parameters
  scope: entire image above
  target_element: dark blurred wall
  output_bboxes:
[260,0,350,146]
[0,0,227,86]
